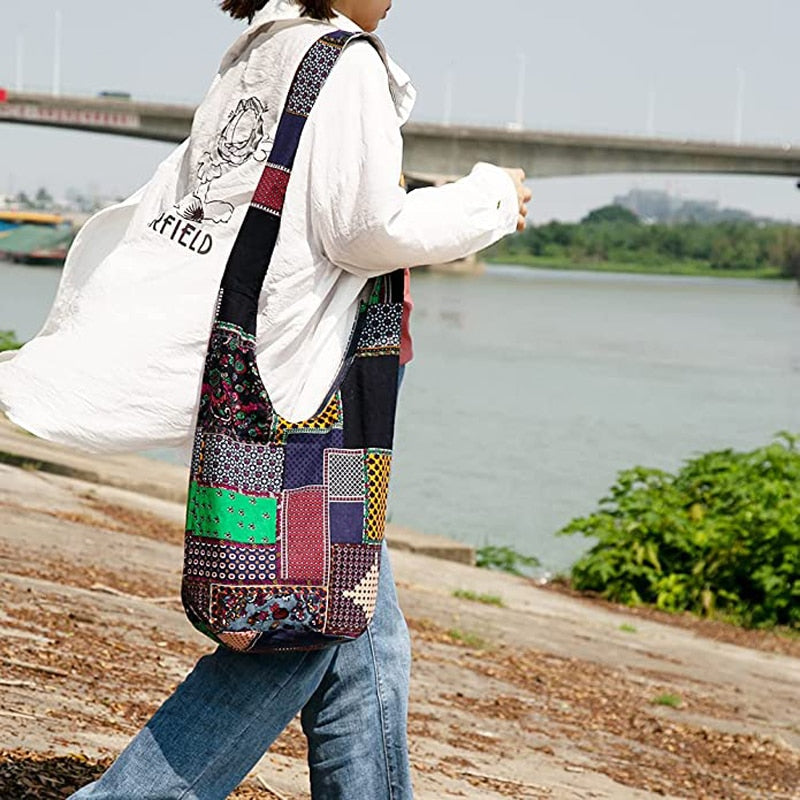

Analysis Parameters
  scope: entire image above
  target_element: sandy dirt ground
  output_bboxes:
[0,456,798,799]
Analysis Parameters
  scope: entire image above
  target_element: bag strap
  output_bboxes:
[217,29,362,333]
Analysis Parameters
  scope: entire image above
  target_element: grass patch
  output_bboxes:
[652,693,682,708]
[446,628,489,649]
[476,544,540,576]
[452,589,505,607]
[619,623,638,634]
[487,254,786,280]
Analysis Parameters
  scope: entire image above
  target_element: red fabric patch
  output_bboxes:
[400,268,414,366]
[0,89,8,103]
[252,166,291,214]
[283,487,327,583]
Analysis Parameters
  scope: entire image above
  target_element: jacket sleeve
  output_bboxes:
[303,41,520,277]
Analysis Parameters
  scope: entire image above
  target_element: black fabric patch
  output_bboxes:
[341,354,400,450]
[218,210,281,333]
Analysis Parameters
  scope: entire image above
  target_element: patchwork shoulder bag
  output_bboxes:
[182,30,404,654]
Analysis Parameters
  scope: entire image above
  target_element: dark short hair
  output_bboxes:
[220,0,334,21]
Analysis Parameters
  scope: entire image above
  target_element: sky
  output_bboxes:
[2,0,800,222]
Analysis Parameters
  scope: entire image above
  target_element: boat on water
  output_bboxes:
[0,211,76,266]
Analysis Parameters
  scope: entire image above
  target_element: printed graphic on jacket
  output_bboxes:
[176,96,273,225]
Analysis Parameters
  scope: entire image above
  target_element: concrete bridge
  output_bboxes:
[2,89,800,181]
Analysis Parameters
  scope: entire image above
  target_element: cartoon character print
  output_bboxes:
[175,97,273,225]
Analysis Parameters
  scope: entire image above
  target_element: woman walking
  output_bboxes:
[0,1,530,797]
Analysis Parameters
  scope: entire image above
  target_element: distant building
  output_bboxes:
[614,189,679,223]
[613,188,768,225]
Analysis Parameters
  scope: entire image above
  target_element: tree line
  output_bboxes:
[6,188,106,214]
[487,205,800,279]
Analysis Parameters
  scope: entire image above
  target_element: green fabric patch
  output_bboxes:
[360,276,383,312]
[187,482,277,544]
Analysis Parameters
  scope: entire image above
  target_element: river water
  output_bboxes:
[2,260,799,571]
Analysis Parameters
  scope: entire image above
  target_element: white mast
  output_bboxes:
[647,85,656,138]
[734,67,745,144]
[15,34,24,92]
[53,10,62,96]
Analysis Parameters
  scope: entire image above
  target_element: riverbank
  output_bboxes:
[4,262,800,574]
[486,253,788,280]
[0,418,798,799]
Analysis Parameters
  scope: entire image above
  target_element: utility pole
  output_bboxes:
[53,10,63,96]
[443,67,454,126]
[15,34,24,92]
[646,86,656,138]
[734,67,745,145]
[513,52,527,131]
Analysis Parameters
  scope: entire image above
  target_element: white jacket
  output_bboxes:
[0,0,518,453]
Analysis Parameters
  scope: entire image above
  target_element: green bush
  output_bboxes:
[559,434,800,629]
[0,331,22,353]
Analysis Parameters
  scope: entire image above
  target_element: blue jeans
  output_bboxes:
[70,543,413,800]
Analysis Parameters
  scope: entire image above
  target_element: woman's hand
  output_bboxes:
[503,168,532,232]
